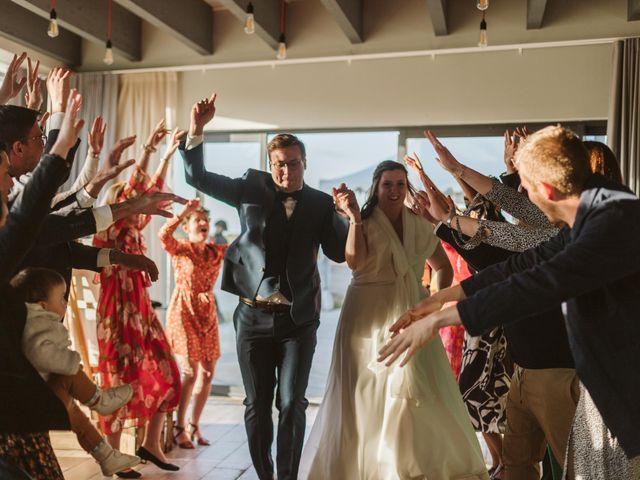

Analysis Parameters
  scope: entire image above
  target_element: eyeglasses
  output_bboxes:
[270,159,303,170]
[24,134,47,145]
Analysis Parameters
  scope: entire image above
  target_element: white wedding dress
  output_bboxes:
[300,207,489,480]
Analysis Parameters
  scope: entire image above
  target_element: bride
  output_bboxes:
[300,161,489,480]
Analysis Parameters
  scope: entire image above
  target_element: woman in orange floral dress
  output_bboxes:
[94,122,185,475]
[159,198,227,448]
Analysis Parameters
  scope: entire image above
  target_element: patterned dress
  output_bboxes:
[438,241,471,380]
[0,432,63,480]
[159,216,227,365]
[93,166,181,435]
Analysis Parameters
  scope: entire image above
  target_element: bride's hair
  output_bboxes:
[361,160,417,219]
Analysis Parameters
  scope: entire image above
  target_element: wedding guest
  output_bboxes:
[0,90,87,480]
[159,199,228,448]
[380,126,640,479]
[93,125,186,477]
[11,267,140,476]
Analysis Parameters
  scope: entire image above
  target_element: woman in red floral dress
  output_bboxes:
[94,122,185,474]
[159,198,227,448]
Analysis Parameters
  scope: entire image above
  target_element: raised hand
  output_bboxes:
[424,130,465,178]
[189,93,217,137]
[333,183,360,222]
[46,67,73,113]
[112,252,160,282]
[24,58,43,110]
[84,136,136,197]
[38,111,50,130]
[0,52,27,105]
[163,128,187,159]
[181,198,201,216]
[50,89,84,159]
[88,116,107,156]
[412,191,438,224]
[145,119,171,151]
[128,192,188,218]
[503,129,518,174]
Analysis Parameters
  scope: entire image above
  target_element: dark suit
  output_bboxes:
[181,142,348,479]
[9,129,102,293]
[0,154,72,433]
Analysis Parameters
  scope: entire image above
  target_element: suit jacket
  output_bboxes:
[458,175,640,457]
[9,128,101,289]
[181,142,348,324]
[0,154,71,433]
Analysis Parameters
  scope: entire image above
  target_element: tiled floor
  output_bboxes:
[53,397,319,480]
[53,395,491,479]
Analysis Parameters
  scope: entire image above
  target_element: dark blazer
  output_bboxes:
[436,222,574,370]
[181,142,348,323]
[457,175,640,457]
[9,128,102,290]
[0,154,71,433]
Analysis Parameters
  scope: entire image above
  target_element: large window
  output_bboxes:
[168,122,606,398]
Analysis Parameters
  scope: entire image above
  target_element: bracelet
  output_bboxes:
[349,220,362,226]
[445,209,457,228]
[89,151,100,159]
[142,143,157,153]
[452,165,466,179]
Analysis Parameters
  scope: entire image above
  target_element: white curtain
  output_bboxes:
[116,72,179,306]
[64,72,119,192]
[607,38,640,194]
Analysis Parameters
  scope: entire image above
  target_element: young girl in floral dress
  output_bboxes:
[159,199,227,448]
[94,122,186,476]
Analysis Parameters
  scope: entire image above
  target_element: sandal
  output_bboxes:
[173,423,195,449]
[189,422,210,446]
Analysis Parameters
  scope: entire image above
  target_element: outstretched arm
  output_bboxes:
[180,93,244,207]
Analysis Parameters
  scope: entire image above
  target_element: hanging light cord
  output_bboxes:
[107,0,113,40]
[280,0,285,34]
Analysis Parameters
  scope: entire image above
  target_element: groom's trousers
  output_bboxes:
[234,302,318,480]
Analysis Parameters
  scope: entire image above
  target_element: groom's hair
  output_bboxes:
[268,134,306,160]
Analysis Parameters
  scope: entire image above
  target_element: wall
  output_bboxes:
[177,42,614,131]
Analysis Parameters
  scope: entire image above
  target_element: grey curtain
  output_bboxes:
[61,72,119,192]
[607,38,640,194]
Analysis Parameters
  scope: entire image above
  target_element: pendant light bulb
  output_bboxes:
[244,2,255,34]
[103,39,114,65]
[478,18,488,48]
[277,33,287,60]
[48,8,59,38]
[477,0,489,11]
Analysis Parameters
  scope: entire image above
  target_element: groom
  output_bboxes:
[180,94,349,480]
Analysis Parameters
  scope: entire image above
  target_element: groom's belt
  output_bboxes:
[240,297,291,314]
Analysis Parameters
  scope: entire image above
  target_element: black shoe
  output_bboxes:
[135,446,180,471]
[115,470,142,478]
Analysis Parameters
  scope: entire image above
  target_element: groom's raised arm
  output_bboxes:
[180,139,244,208]
[181,92,245,208]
